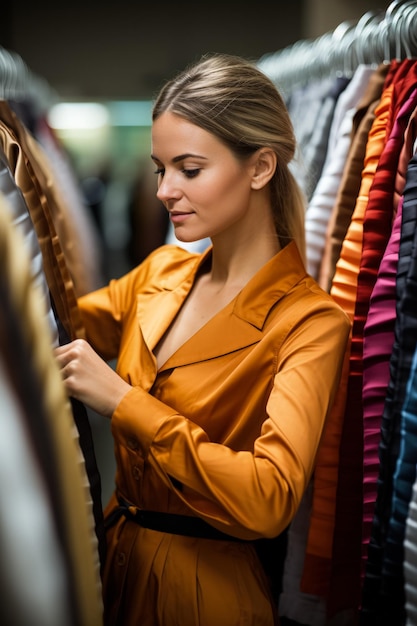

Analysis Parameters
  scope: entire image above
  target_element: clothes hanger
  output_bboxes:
[257,1,417,92]
[0,44,57,113]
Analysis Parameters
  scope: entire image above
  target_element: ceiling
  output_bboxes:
[3,1,305,102]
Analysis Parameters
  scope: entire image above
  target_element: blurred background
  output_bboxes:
[1,0,384,281]
[0,0,388,502]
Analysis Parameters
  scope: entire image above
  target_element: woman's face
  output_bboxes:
[151,112,257,243]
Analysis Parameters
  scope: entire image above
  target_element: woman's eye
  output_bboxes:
[183,169,200,179]
[154,168,164,176]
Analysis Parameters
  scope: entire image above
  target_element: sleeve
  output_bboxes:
[110,301,351,541]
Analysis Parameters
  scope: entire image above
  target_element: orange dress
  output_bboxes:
[78,241,351,626]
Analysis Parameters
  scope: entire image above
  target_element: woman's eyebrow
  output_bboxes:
[151,153,208,163]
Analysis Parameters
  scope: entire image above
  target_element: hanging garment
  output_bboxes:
[0,353,75,626]
[7,98,105,297]
[318,63,389,292]
[0,100,84,340]
[359,60,417,626]
[362,196,404,577]
[301,76,350,201]
[0,98,106,574]
[300,65,392,606]
[0,146,58,346]
[305,65,375,280]
[288,76,348,201]
[34,114,105,296]
[329,81,417,620]
[404,411,417,626]
[361,105,417,582]
[256,10,417,624]
[278,481,327,626]
[0,194,103,625]
[386,282,417,614]
[360,153,417,626]
[278,66,376,626]
[287,78,335,196]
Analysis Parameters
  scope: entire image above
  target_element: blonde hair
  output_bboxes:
[153,53,306,261]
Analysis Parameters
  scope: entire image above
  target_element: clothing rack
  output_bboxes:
[0,44,57,112]
[257,0,417,93]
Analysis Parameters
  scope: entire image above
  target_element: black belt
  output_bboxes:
[106,496,288,605]
[104,496,248,542]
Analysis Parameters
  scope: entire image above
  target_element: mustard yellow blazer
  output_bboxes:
[78,241,350,626]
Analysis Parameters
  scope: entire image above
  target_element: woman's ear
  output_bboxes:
[250,148,277,190]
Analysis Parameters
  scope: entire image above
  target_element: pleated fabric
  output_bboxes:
[279,67,374,626]
[362,193,403,574]
[361,105,417,583]
[329,83,417,619]
[0,146,59,346]
[388,281,417,614]
[361,154,417,626]
[404,411,417,626]
[300,68,391,605]
[0,100,84,341]
[359,62,417,626]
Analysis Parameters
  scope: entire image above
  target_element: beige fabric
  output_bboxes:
[0,192,103,625]
[0,100,85,339]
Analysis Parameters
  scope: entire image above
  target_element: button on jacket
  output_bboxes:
[78,240,351,626]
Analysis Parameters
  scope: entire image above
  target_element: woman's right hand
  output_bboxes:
[55,338,132,418]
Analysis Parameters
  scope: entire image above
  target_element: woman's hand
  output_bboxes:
[55,339,131,418]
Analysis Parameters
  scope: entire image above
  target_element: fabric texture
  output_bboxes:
[78,242,350,626]
[318,63,389,293]
[0,194,103,626]
[360,60,417,626]
[305,65,374,280]
[0,99,107,574]
[361,104,417,584]
[330,83,417,618]
[301,70,391,604]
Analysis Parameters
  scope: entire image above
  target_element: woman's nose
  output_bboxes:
[156,173,180,202]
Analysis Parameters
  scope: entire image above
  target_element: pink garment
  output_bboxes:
[362,196,403,574]
[362,105,417,581]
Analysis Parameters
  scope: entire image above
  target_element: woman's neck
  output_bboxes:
[208,231,281,290]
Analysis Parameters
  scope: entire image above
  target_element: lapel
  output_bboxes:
[136,241,305,372]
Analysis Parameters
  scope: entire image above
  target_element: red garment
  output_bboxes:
[328,81,417,618]
[361,104,417,580]
[301,76,392,602]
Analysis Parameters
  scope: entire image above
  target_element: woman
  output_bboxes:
[55,53,351,626]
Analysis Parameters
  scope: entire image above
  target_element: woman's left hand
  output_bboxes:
[54,338,131,418]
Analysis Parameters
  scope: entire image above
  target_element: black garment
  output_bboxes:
[55,307,107,575]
